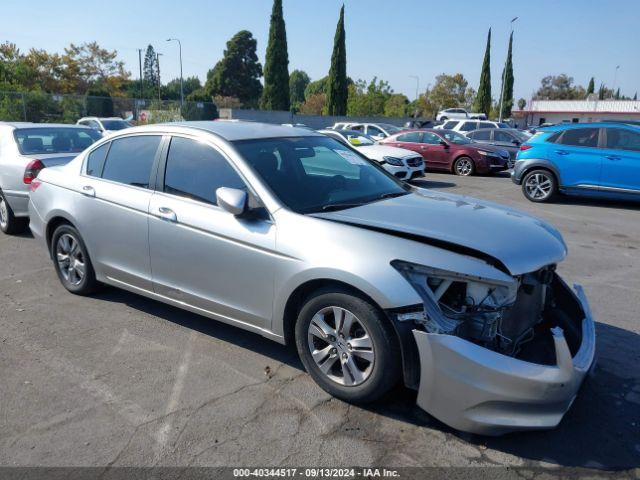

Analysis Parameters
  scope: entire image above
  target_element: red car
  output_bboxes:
[380,129,510,176]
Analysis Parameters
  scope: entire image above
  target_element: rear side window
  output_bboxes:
[459,122,477,132]
[557,128,599,148]
[470,130,491,140]
[86,143,110,177]
[396,132,422,143]
[494,131,514,142]
[478,122,494,129]
[163,136,245,205]
[101,135,161,188]
[605,128,640,152]
[442,121,458,129]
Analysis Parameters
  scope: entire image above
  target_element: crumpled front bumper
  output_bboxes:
[412,284,596,436]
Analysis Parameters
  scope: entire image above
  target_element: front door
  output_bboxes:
[599,127,640,194]
[549,127,603,188]
[77,134,162,290]
[148,135,276,329]
[420,132,450,170]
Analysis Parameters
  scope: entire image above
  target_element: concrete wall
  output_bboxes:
[218,108,410,129]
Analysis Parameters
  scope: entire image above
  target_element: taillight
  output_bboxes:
[519,144,533,151]
[29,179,42,192]
[23,159,45,184]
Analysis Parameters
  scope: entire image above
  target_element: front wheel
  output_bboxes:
[295,289,400,404]
[51,224,99,295]
[0,192,28,235]
[522,169,557,202]
[453,156,475,176]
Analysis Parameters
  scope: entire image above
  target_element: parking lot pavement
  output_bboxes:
[0,172,638,470]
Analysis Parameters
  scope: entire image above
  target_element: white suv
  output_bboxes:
[435,119,509,133]
[76,117,132,136]
[436,108,487,122]
[329,122,402,141]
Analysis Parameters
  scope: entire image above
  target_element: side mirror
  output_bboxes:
[439,140,449,148]
[216,187,247,216]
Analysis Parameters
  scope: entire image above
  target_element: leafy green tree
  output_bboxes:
[289,70,310,111]
[535,74,586,100]
[634,92,638,101]
[304,76,329,99]
[163,76,201,100]
[347,78,391,116]
[326,5,348,115]
[586,77,595,96]
[261,0,290,110]
[498,32,514,119]
[615,88,620,100]
[473,28,492,116]
[517,98,526,111]
[299,93,326,115]
[86,84,114,117]
[430,73,475,111]
[384,94,409,117]
[181,89,218,120]
[205,31,263,108]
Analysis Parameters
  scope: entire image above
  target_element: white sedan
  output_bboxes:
[319,129,425,181]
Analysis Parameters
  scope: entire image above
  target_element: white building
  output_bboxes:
[514,99,640,127]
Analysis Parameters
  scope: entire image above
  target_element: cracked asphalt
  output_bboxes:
[0,172,639,471]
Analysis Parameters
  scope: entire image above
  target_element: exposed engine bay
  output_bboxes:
[393,261,583,362]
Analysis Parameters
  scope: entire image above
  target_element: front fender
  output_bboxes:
[513,159,562,186]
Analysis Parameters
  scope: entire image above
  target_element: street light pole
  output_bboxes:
[409,75,420,119]
[499,16,518,123]
[167,38,184,108]
[156,53,163,101]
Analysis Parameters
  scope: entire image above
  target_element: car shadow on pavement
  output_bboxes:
[410,178,457,189]
[93,288,640,469]
[554,195,640,212]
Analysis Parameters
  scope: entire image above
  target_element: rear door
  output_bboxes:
[548,127,602,188]
[599,127,640,194]
[78,134,163,290]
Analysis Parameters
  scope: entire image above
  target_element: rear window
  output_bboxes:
[14,128,101,155]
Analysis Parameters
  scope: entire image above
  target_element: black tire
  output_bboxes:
[453,156,475,176]
[0,191,29,235]
[295,288,400,404]
[522,169,558,203]
[50,224,99,295]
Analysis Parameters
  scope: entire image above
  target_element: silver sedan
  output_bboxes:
[28,122,595,435]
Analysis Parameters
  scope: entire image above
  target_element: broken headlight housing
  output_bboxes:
[392,260,522,352]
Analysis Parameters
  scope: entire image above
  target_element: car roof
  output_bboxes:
[134,121,323,141]
[544,122,640,132]
[13,123,96,130]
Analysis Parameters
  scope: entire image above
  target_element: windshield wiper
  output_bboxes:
[378,191,410,200]
[319,202,366,212]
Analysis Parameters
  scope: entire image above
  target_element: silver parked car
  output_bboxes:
[0,122,102,234]
[28,122,595,435]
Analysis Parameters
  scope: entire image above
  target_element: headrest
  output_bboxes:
[22,137,43,152]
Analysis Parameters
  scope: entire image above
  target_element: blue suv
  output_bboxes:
[512,123,640,202]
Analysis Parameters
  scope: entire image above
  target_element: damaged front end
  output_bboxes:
[391,260,596,436]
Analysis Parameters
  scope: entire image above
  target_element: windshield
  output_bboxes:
[440,130,472,144]
[512,130,531,142]
[341,132,375,146]
[101,119,131,130]
[14,128,102,155]
[377,124,401,134]
[497,123,510,128]
[233,136,409,214]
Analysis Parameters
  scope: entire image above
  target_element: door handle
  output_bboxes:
[555,150,569,156]
[81,185,95,197]
[606,155,622,161]
[157,207,177,222]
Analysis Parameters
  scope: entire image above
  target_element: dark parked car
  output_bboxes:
[465,128,531,165]
[380,129,510,176]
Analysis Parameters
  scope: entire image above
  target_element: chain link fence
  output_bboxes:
[0,91,218,124]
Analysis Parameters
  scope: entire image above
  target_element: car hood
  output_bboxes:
[313,189,567,276]
[357,144,419,160]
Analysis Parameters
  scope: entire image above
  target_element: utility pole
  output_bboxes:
[137,48,144,98]
[499,16,518,122]
[167,38,184,108]
[156,53,163,101]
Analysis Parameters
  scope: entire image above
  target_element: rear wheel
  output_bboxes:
[0,191,28,235]
[522,169,557,202]
[295,288,400,404]
[453,156,475,176]
[51,224,98,295]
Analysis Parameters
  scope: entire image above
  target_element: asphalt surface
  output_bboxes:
[0,172,639,470]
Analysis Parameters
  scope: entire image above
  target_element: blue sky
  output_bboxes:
[2,0,638,102]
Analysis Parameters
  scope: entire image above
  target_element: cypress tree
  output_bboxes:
[634,92,638,101]
[473,28,492,116]
[326,5,348,116]
[615,88,620,100]
[586,77,595,96]
[499,31,514,119]
[260,0,290,110]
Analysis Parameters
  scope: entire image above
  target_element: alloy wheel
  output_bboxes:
[307,306,374,386]
[525,173,553,200]
[455,158,473,176]
[56,233,86,286]
[0,197,8,230]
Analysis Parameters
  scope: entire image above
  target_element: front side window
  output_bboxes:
[164,136,245,205]
[441,131,473,145]
[494,131,514,142]
[233,136,408,214]
[442,121,458,129]
[459,122,478,132]
[478,122,494,129]
[558,128,599,148]
[367,126,384,137]
[396,132,422,143]
[421,133,442,145]
[605,128,640,152]
[470,130,491,141]
[14,128,101,154]
[101,135,161,188]
[101,120,132,131]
